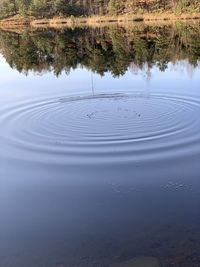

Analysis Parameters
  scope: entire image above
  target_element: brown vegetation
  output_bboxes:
[1,13,200,29]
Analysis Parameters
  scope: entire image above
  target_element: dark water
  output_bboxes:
[0,23,200,267]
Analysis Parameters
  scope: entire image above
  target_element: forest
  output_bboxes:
[0,0,199,19]
[0,23,199,76]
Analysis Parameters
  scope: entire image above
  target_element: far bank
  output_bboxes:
[0,13,200,29]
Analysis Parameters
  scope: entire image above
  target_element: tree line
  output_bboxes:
[0,0,199,19]
[0,23,199,76]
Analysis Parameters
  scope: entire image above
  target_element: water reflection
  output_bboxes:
[0,23,200,267]
[0,22,200,77]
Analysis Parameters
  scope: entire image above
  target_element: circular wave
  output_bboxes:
[1,93,200,165]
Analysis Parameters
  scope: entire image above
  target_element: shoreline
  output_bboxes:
[0,13,200,29]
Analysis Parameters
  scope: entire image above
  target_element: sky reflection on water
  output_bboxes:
[0,24,200,267]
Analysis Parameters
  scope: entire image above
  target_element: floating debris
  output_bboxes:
[59,93,128,103]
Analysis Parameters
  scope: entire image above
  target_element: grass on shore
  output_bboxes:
[0,13,200,28]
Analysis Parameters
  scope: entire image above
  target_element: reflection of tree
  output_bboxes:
[154,32,171,71]
[0,23,200,77]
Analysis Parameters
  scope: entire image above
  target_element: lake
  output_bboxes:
[0,22,200,267]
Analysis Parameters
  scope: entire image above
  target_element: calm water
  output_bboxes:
[0,23,200,267]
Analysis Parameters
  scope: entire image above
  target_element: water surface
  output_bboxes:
[0,23,200,267]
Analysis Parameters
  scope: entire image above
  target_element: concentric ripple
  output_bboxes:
[1,92,200,165]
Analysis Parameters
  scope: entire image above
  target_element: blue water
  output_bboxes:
[0,26,200,267]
